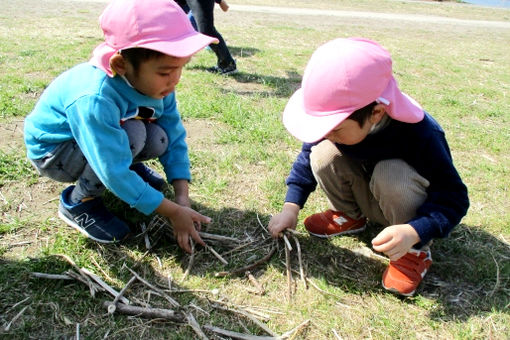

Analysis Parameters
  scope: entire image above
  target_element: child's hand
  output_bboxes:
[267,202,300,238]
[169,205,211,253]
[218,0,229,12]
[371,224,421,261]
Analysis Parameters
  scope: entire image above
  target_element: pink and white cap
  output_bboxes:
[90,0,218,77]
[283,38,424,143]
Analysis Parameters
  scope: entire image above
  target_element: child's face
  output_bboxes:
[325,118,372,145]
[124,55,191,99]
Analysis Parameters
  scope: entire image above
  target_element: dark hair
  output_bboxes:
[119,48,166,74]
[348,101,378,128]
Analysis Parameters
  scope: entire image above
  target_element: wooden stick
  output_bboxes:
[124,265,180,308]
[207,245,229,265]
[184,312,209,340]
[57,254,97,297]
[103,302,184,322]
[284,239,293,300]
[31,272,73,280]
[203,325,277,340]
[282,234,293,252]
[215,244,277,277]
[141,223,151,250]
[280,319,310,340]
[65,270,102,297]
[181,238,196,282]
[246,271,265,295]
[212,304,278,337]
[108,275,137,314]
[4,305,29,332]
[199,232,242,244]
[291,235,307,289]
[80,267,130,305]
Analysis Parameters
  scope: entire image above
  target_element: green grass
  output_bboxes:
[1,0,509,338]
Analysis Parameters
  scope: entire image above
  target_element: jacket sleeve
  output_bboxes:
[408,130,469,246]
[284,142,319,208]
[157,93,191,183]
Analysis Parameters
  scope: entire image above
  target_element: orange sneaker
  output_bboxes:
[304,210,366,238]
[382,248,432,296]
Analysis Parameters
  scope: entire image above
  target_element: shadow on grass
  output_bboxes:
[112,196,510,322]
[1,198,507,337]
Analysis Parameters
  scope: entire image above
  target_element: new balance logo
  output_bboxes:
[74,213,96,229]
[334,216,349,226]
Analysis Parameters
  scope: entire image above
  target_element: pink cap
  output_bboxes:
[283,38,424,143]
[89,0,219,77]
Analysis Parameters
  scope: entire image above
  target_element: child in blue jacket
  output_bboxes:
[24,0,217,253]
[268,38,469,296]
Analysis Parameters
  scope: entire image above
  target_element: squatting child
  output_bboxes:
[24,0,217,253]
[268,38,469,296]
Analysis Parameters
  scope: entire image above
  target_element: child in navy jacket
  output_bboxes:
[268,38,469,296]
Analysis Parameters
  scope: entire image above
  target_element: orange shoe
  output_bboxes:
[304,210,366,238]
[382,248,432,296]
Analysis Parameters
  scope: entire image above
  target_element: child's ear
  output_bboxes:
[110,53,127,76]
[371,103,386,124]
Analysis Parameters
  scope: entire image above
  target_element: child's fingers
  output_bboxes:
[371,228,393,246]
[177,233,192,253]
[189,228,206,247]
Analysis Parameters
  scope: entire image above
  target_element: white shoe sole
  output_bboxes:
[307,223,367,238]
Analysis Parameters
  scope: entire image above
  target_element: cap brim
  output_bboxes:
[90,31,218,77]
[283,88,352,143]
[380,77,424,123]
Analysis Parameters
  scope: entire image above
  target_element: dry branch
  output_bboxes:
[291,235,307,289]
[207,245,229,265]
[124,265,180,308]
[212,304,278,337]
[108,275,137,314]
[80,267,130,305]
[181,238,196,282]
[184,312,209,340]
[203,325,277,340]
[31,272,73,280]
[246,271,265,295]
[103,302,184,322]
[284,239,293,300]
[215,244,277,277]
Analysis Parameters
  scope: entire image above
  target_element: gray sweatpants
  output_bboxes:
[310,140,430,226]
[30,120,168,200]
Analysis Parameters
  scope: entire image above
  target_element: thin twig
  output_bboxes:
[215,244,277,277]
[4,305,29,332]
[124,265,180,308]
[181,238,196,282]
[332,328,343,340]
[246,271,265,295]
[108,275,137,314]
[103,302,184,322]
[185,312,209,340]
[31,272,73,280]
[4,297,30,316]
[57,254,97,297]
[80,267,130,305]
[280,319,310,340]
[489,254,500,297]
[282,234,293,252]
[284,239,293,300]
[65,270,102,297]
[212,304,278,337]
[207,245,229,265]
[203,325,276,340]
[141,223,151,250]
[291,234,307,289]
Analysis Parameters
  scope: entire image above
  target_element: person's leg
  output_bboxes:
[370,159,429,225]
[186,0,235,70]
[310,140,388,223]
[369,159,432,296]
[125,120,169,190]
[30,140,129,243]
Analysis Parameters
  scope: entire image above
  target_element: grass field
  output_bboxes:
[1,0,509,338]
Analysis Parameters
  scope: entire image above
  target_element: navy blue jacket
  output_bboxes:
[285,112,469,246]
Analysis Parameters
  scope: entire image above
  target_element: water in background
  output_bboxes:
[462,0,510,8]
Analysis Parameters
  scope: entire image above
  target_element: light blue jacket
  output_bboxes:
[24,63,190,215]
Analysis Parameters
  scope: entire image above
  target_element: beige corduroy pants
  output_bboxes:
[310,140,430,226]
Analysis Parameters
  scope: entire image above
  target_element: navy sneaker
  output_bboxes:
[207,60,237,75]
[58,186,130,243]
[130,163,166,191]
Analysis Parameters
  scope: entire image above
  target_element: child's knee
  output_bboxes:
[370,159,429,209]
[310,140,342,175]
